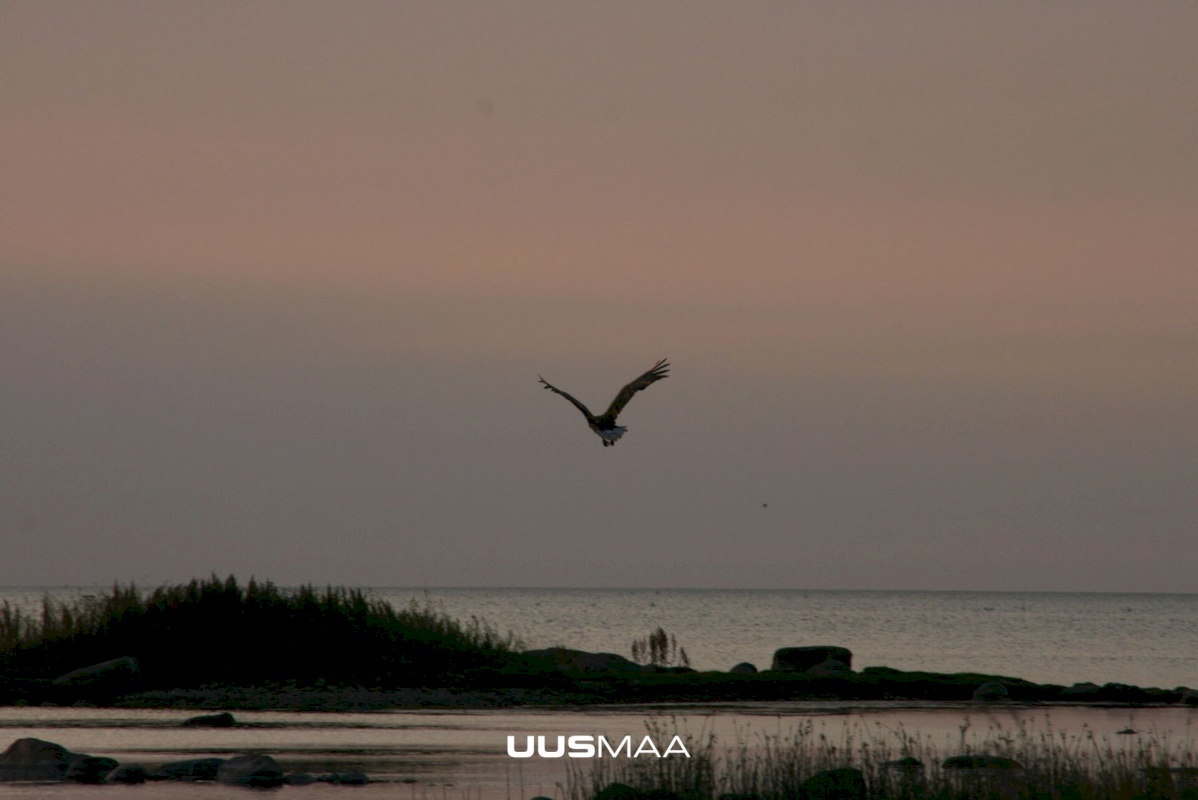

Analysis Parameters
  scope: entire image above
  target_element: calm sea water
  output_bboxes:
[2,586,1198,798]
[391,588,1198,690]
[5,587,1195,689]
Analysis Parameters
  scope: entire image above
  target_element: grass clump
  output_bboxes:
[631,627,691,670]
[0,575,525,689]
[570,715,1198,800]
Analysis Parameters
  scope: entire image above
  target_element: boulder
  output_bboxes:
[0,738,117,784]
[972,682,1009,701]
[771,647,852,673]
[183,711,236,728]
[807,659,851,676]
[148,757,225,781]
[0,737,74,781]
[65,755,119,783]
[525,647,647,673]
[107,764,149,784]
[51,656,141,695]
[1178,688,1198,706]
[799,767,866,800]
[1059,682,1101,698]
[218,754,285,788]
[729,662,758,674]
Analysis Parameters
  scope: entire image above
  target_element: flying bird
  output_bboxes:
[538,359,670,446]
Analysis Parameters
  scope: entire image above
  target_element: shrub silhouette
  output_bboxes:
[0,575,524,688]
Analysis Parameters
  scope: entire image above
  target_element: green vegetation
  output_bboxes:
[570,717,1198,800]
[0,575,530,690]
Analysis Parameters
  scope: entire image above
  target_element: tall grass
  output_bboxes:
[570,715,1198,800]
[0,575,526,688]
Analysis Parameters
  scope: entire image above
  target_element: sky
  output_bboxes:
[2,2,1195,592]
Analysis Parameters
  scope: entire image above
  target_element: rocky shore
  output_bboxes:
[0,735,368,788]
[3,645,1194,712]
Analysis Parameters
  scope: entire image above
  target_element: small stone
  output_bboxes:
[183,711,236,727]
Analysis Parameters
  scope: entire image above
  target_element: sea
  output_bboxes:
[1,588,1196,798]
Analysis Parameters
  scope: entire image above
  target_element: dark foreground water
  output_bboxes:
[0,705,1196,800]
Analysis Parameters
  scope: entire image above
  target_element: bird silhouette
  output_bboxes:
[538,359,669,446]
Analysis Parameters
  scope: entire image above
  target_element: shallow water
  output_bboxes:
[1,704,1195,799]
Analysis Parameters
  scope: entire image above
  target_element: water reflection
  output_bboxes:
[0,704,1194,798]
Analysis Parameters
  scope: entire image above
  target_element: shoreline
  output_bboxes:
[9,670,1192,713]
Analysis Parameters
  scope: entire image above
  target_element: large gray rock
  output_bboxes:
[51,657,141,695]
[218,754,285,788]
[0,737,74,781]
[525,647,648,673]
[771,647,852,673]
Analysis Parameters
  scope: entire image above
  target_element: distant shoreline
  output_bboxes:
[104,684,1195,713]
[7,666,1192,713]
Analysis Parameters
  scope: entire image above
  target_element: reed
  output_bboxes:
[631,628,691,670]
[569,715,1198,800]
[0,575,525,688]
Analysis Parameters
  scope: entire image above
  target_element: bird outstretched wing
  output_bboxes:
[601,358,670,422]
[538,376,597,423]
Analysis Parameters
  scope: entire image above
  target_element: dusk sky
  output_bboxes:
[3,2,1195,591]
